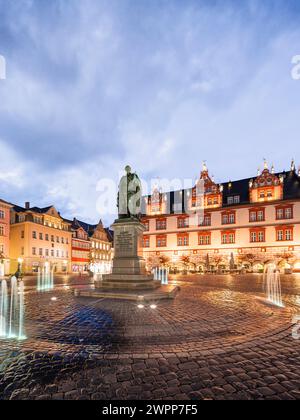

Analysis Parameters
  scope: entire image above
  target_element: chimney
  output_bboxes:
[25,202,30,210]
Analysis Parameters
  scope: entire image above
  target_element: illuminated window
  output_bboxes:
[143,236,150,248]
[156,218,167,230]
[276,227,293,242]
[222,232,235,244]
[250,230,265,243]
[178,234,189,247]
[199,214,211,226]
[178,217,189,229]
[222,212,235,225]
[198,233,211,245]
[156,235,167,248]
[276,206,293,220]
[249,208,265,222]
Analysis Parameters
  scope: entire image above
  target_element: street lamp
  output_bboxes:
[16,258,24,280]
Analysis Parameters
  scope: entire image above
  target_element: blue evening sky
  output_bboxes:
[0,0,300,224]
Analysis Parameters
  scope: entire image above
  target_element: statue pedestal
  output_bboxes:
[102,218,158,290]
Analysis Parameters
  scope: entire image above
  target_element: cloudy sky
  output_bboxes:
[0,0,300,225]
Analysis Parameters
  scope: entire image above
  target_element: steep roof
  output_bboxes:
[142,169,300,214]
[0,198,13,207]
[12,204,54,214]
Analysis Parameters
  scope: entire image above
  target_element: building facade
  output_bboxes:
[10,203,72,274]
[78,220,113,274]
[68,218,91,273]
[142,161,300,273]
[0,199,13,275]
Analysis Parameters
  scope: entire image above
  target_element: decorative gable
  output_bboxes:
[249,161,283,203]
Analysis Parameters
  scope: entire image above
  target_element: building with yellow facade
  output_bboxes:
[10,202,72,274]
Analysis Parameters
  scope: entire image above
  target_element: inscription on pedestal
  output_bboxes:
[116,230,134,256]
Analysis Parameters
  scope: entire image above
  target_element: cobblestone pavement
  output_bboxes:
[0,274,299,400]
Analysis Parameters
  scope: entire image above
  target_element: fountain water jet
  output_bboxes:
[263,264,284,308]
[0,276,26,340]
[0,279,8,337]
[37,263,54,292]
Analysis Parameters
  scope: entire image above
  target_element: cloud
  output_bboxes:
[0,0,300,223]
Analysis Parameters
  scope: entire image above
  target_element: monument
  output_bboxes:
[102,166,158,290]
[76,166,178,301]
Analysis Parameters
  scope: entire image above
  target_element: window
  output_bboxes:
[221,232,235,244]
[0,226,4,236]
[56,250,60,257]
[277,230,284,241]
[156,218,167,230]
[285,207,292,219]
[39,248,43,256]
[199,213,211,226]
[45,234,49,241]
[250,229,265,243]
[21,247,24,256]
[32,247,36,256]
[143,220,149,231]
[56,236,60,243]
[285,229,293,241]
[32,231,37,239]
[198,233,211,245]
[0,210,5,219]
[45,249,49,257]
[51,235,54,242]
[257,210,264,221]
[177,217,189,229]
[222,212,235,225]
[177,234,189,247]
[276,206,293,220]
[39,233,43,240]
[61,237,65,244]
[143,236,150,248]
[249,208,265,222]
[227,196,240,205]
[156,235,167,248]
[51,250,54,257]
[276,226,293,242]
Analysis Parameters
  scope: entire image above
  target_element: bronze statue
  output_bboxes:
[118,165,142,219]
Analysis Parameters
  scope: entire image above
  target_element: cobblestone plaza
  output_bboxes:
[0,274,299,400]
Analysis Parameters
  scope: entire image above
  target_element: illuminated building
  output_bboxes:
[76,219,113,274]
[10,203,72,274]
[65,218,91,273]
[0,199,13,275]
[142,161,300,273]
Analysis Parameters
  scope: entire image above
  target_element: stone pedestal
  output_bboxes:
[102,218,158,290]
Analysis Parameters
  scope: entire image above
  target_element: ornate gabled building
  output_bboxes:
[10,203,72,274]
[66,218,91,273]
[77,219,113,274]
[0,199,13,275]
[141,160,300,273]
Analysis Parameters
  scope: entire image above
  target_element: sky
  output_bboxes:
[0,0,300,225]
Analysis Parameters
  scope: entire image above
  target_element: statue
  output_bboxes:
[118,165,142,219]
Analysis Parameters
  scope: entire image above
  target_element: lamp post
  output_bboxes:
[63,260,68,274]
[16,257,24,280]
